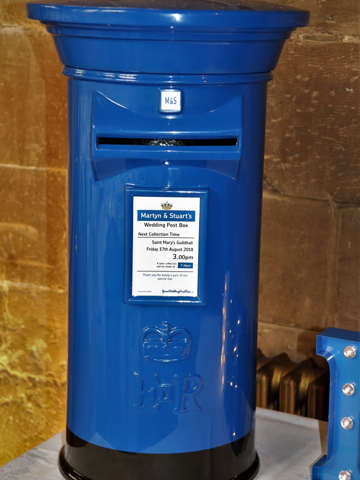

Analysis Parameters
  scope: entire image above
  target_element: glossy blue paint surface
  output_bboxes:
[27,0,309,455]
[91,89,243,181]
[313,328,360,480]
[27,0,310,29]
[65,77,265,453]
[26,1,309,75]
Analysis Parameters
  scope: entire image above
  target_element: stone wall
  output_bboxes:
[0,0,359,467]
[258,0,360,360]
[0,0,68,465]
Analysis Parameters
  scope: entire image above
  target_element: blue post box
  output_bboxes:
[27,2,309,479]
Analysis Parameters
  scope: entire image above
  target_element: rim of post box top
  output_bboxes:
[26,0,309,76]
[26,0,309,28]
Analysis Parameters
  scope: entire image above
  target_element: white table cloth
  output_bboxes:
[0,408,328,480]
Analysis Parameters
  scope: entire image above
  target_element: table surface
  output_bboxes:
[0,408,328,480]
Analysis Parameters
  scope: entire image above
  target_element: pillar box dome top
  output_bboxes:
[26,0,309,75]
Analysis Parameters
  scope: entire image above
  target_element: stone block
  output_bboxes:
[258,193,331,330]
[0,27,68,169]
[0,166,67,290]
[334,207,360,331]
[268,0,359,39]
[258,322,321,363]
[265,41,360,203]
[1,0,35,27]
[0,284,67,466]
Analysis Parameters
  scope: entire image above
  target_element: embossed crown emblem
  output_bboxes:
[140,322,191,363]
[161,201,173,210]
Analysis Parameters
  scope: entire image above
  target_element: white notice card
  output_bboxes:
[132,196,200,297]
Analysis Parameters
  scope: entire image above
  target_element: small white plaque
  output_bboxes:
[132,196,200,297]
[160,90,182,113]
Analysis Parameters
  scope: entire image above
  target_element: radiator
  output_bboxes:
[256,350,330,421]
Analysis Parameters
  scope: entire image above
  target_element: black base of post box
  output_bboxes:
[59,428,259,480]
